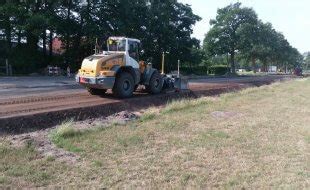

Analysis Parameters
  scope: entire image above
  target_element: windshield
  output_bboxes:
[108,39,126,52]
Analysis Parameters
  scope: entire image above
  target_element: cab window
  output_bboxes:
[128,41,139,61]
[108,39,126,52]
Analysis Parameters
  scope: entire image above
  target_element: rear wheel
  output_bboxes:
[87,88,107,96]
[113,72,135,98]
[146,72,163,94]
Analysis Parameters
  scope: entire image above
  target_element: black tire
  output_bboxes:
[87,88,107,95]
[146,72,163,94]
[112,72,135,98]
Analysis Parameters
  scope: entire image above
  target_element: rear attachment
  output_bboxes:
[162,74,189,92]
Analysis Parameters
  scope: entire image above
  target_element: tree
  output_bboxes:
[0,0,24,55]
[203,3,302,74]
[0,0,200,74]
[142,0,201,70]
[203,3,258,73]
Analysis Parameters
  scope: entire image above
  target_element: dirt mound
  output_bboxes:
[107,111,140,121]
[9,127,79,164]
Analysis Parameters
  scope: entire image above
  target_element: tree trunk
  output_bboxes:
[263,62,267,72]
[230,50,236,74]
[5,17,12,54]
[17,29,22,46]
[49,30,53,58]
[26,33,39,51]
[226,53,230,73]
[26,0,40,58]
[42,29,47,58]
[252,57,256,73]
[65,0,72,66]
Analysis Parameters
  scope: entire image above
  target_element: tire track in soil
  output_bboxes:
[0,93,89,106]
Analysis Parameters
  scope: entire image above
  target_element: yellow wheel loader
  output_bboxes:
[76,37,187,98]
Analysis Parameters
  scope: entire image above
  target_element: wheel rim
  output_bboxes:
[123,80,131,91]
[154,78,160,89]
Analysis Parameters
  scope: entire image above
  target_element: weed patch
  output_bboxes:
[49,120,84,152]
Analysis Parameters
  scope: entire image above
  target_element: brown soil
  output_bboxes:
[0,75,293,134]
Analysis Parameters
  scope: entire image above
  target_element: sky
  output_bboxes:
[179,0,310,53]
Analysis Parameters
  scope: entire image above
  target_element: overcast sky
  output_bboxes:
[179,0,310,53]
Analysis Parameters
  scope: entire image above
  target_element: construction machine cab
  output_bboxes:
[107,37,141,61]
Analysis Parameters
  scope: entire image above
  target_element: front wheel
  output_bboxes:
[146,72,163,94]
[112,72,135,98]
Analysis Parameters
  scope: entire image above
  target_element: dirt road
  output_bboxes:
[0,75,292,133]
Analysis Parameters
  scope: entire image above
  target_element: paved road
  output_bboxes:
[0,76,82,100]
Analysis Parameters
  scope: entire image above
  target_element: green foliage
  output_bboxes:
[209,65,230,75]
[203,3,302,73]
[49,120,84,153]
[203,3,258,73]
[303,53,310,71]
[0,0,201,74]
[180,66,209,75]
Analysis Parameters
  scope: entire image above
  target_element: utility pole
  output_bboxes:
[5,59,9,76]
[95,38,98,54]
[161,52,165,74]
[177,59,180,78]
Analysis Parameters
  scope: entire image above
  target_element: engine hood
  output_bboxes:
[79,52,125,77]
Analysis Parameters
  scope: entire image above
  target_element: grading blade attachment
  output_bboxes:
[173,77,189,90]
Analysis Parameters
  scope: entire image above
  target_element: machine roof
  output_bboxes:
[109,36,140,43]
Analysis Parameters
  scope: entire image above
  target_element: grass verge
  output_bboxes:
[49,119,84,153]
[0,78,309,188]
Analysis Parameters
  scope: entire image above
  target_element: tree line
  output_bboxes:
[203,3,303,74]
[0,0,201,74]
[0,1,304,75]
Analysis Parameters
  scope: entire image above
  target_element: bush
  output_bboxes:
[179,65,230,76]
[208,65,230,75]
[180,66,209,75]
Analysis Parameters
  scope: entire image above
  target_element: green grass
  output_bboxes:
[0,142,71,187]
[49,120,84,153]
[0,78,309,188]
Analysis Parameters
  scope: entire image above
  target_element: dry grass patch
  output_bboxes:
[0,141,76,187]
